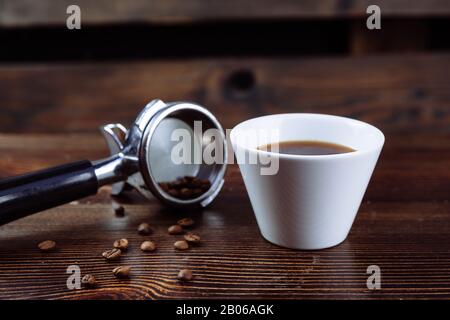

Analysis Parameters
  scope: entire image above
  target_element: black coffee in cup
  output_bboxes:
[258,140,355,155]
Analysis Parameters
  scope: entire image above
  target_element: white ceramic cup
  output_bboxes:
[230,113,384,250]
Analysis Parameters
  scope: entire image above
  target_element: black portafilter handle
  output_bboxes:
[0,160,99,226]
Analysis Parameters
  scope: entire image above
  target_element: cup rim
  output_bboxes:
[230,113,385,160]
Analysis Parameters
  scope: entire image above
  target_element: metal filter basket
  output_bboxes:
[0,99,228,225]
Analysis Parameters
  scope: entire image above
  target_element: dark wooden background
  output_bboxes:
[0,0,449,300]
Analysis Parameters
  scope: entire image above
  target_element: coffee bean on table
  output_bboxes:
[138,223,153,235]
[102,248,121,260]
[140,241,156,252]
[113,238,129,250]
[113,266,131,278]
[159,182,170,193]
[38,240,56,252]
[174,240,189,250]
[81,274,97,288]
[112,201,124,216]
[177,218,194,228]
[184,233,201,244]
[177,269,194,281]
[168,224,183,235]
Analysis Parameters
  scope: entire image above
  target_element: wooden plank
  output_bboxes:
[0,54,450,133]
[1,0,450,27]
[1,131,449,203]
[0,131,449,299]
[350,20,429,55]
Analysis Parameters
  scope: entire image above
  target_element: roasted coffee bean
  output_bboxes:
[159,182,170,193]
[81,274,97,288]
[179,188,193,198]
[102,248,121,260]
[177,217,195,228]
[138,223,153,235]
[140,241,156,252]
[201,179,211,185]
[200,179,211,187]
[168,189,180,197]
[168,224,183,235]
[191,188,204,197]
[184,233,201,244]
[112,201,124,216]
[158,176,211,199]
[192,179,210,190]
[113,238,129,250]
[38,240,56,251]
[113,266,131,278]
[184,176,196,182]
[174,240,189,250]
[177,269,194,281]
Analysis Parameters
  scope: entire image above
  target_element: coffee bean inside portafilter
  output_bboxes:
[159,176,211,199]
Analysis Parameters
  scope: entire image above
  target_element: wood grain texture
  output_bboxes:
[0,131,449,300]
[1,0,450,26]
[350,20,428,55]
[1,54,450,133]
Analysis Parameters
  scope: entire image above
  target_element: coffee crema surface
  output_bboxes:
[258,140,355,156]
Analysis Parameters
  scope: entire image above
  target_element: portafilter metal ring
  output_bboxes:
[0,99,227,226]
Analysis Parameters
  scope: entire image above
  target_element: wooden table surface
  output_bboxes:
[0,53,450,299]
[0,129,449,300]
